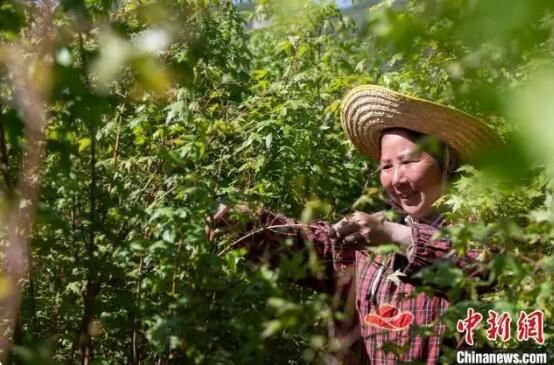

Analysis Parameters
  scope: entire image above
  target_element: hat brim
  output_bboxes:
[340,85,501,163]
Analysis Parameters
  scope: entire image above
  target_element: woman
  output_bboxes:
[212,85,500,364]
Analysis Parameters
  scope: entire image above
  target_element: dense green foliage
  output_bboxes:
[0,0,553,364]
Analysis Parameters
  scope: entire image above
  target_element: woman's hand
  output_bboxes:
[329,212,412,250]
[329,212,388,249]
[205,203,257,240]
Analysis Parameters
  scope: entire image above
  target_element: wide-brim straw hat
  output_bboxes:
[340,85,501,163]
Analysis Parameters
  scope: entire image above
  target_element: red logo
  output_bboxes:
[457,307,483,346]
[517,310,545,345]
[457,307,545,346]
[486,310,512,342]
[364,303,414,330]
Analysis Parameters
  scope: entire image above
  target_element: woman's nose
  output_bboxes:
[392,165,407,187]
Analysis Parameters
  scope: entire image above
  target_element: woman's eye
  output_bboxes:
[401,159,418,165]
[381,164,392,170]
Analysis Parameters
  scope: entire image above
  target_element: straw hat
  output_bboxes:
[340,85,501,163]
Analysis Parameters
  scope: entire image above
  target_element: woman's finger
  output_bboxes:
[329,226,337,238]
[332,219,362,239]
[342,231,368,248]
[214,203,230,219]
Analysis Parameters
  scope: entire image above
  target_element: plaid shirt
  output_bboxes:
[238,211,482,365]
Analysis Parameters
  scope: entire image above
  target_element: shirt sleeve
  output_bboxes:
[240,209,356,270]
[235,209,356,292]
[403,222,484,278]
[233,209,363,357]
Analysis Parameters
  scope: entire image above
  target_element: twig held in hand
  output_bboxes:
[217,223,325,257]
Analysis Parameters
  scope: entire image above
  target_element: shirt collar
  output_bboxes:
[404,213,444,228]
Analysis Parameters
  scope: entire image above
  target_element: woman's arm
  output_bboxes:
[330,212,492,292]
[401,222,486,278]
[210,205,363,360]
[211,205,357,293]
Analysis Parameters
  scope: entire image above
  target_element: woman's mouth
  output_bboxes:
[399,191,418,201]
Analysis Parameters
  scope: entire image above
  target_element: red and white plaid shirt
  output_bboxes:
[239,211,482,364]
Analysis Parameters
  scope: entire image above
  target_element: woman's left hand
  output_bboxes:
[330,212,411,250]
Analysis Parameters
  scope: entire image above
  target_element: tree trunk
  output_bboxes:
[130,256,144,365]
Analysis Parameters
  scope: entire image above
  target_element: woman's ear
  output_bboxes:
[447,148,459,174]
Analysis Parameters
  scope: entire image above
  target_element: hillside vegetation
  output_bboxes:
[0,0,553,364]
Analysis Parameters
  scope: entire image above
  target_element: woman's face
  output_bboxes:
[379,130,444,219]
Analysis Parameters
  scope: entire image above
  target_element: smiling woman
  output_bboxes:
[379,128,447,219]
[214,84,501,364]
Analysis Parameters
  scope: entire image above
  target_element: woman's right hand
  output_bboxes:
[205,203,257,240]
[330,211,411,250]
[329,211,389,250]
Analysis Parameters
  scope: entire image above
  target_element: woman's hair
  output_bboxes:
[379,127,458,174]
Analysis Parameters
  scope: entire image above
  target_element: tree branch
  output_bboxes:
[0,121,12,193]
